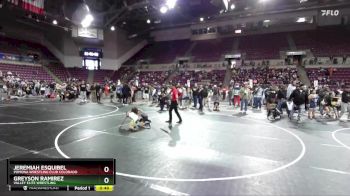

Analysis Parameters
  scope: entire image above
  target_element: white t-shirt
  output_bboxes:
[286,84,296,99]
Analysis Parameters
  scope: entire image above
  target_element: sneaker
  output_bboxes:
[176,121,182,124]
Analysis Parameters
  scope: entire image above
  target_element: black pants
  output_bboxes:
[96,93,101,102]
[198,96,203,111]
[123,96,128,104]
[169,101,182,123]
[160,101,166,111]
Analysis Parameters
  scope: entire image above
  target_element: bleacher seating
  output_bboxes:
[136,71,170,85]
[110,67,133,82]
[125,40,191,65]
[170,69,226,86]
[0,63,53,82]
[292,27,350,56]
[231,67,298,85]
[191,38,235,62]
[46,63,70,82]
[93,69,114,83]
[307,67,350,89]
[67,68,89,81]
[0,36,58,60]
[238,33,288,60]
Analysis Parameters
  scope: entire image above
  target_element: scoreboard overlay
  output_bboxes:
[7,158,115,192]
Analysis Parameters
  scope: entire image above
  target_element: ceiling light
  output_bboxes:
[223,0,229,10]
[296,17,306,23]
[85,14,93,22]
[147,19,151,24]
[263,19,270,23]
[160,6,168,14]
[110,26,115,31]
[230,4,235,10]
[52,20,57,25]
[166,0,177,9]
[81,21,90,28]
[235,29,242,34]
[200,17,204,22]
[300,0,308,3]
[81,14,94,28]
[85,4,90,12]
[259,0,268,2]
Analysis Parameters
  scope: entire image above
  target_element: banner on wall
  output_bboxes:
[22,0,44,15]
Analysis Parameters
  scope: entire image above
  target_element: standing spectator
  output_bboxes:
[131,85,137,103]
[95,83,102,103]
[212,85,221,111]
[289,84,306,121]
[340,85,350,121]
[110,83,116,102]
[122,83,131,105]
[277,85,287,114]
[198,85,204,112]
[80,81,87,102]
[207,86,213,111]
[233,84,240,108]
[239,83,250,114]
[177,85,183,108]
[287,81,296,99]
[159,92,168,112]
[144,84,149,101]
[343,55,347,64]
[86,83,91,100]
[104,83,110,98]
[202,86,209,110]
[192,84,199,108]
[166,85,182,125]
[228,86,233,106]
[308,90,318,120]
[304,85,310,111]
[222,87,227,101]
[253,84,263,110]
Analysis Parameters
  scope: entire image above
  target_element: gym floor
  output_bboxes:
[0,98,350,196]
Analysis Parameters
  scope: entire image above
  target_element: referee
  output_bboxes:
[166,85,182,124]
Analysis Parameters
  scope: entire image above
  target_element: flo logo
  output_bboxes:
[321,10,340,16]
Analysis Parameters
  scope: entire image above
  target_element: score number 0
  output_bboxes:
[104,166,110,184]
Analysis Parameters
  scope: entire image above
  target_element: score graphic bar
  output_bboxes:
[7,158,115,192]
